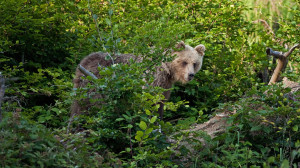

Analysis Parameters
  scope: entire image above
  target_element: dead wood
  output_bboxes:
[187,111,235,139]
[268,44,299,85]
[282,77,300,101]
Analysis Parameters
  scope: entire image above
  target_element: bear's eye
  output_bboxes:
[193,63,198,68]
[182,61,188,67]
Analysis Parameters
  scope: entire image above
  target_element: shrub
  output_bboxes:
[191,84,300,167]
[0,114,100,167]
[71,61,185,156]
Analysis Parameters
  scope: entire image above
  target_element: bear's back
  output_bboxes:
[74,52,138,88]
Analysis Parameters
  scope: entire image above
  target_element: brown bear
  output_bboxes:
[71,41,205,120]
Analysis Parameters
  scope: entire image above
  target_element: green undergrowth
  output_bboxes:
[0,0,299,167]
[1,83,298,167]
[0,114,100,168]
[184,84,300,168]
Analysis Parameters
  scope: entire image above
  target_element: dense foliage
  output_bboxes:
[0,0,299,167]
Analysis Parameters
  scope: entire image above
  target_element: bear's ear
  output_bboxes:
[195,44,205,56]
[176,41,185,49]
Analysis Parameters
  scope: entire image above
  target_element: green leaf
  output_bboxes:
[105,18,111,26]
[139,121,147,130]
[38,117,45,123]
[135,131,144,141]
[238,29,243,36]
[280,159,289,168]
[145,109,151,115]
[267,156,275,163]
[136,131,143,137]
[292,125,298,132]
[250,126,261,132]
[116,118,124,122]
[295,140,300,148]
[150,116,157,124]
[126,148,131,152]
[51,108,60,115]
[135,135,141,141]
[145,128,153,135]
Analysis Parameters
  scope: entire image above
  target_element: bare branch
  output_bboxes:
[266,48,285,59]
[266,44,299,60]
[268,44,299,85]
[78,65,98,80]
[284,43,300,58]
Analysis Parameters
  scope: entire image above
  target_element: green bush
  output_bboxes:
[71,61,185,155]
[0,0,299,167]
[0,114,100,167]
[191,84,300,167]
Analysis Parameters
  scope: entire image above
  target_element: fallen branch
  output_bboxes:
[78,64,98,80]
[267,43,299,85]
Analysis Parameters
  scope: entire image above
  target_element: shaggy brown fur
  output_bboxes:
[71,41,205,119]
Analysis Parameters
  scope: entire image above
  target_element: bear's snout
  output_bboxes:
[188,73,195,81]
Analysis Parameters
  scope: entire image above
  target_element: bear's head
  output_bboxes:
[166,41,205,84]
